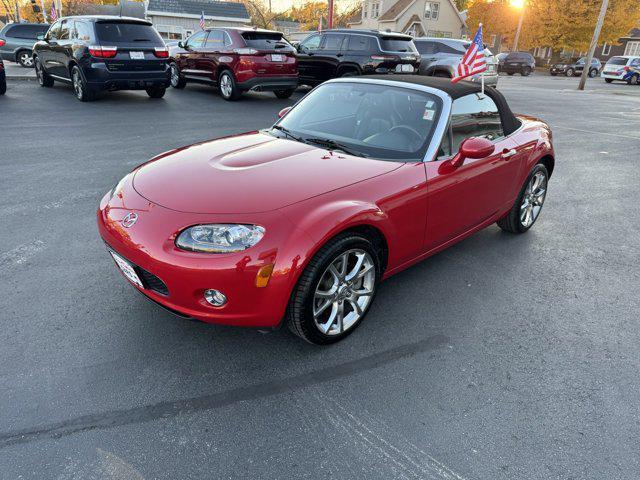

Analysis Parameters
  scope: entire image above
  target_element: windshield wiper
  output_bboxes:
[305,138,368,157]
[271,125,305,143]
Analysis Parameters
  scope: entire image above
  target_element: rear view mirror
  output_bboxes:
[278,106,292,118]
[450,137,495,168]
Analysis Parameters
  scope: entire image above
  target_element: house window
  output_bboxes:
[624,41,640,56]
[425,2,439,20]
[363,6,367,18]
[602,43,611,56]
[371,2,380,18]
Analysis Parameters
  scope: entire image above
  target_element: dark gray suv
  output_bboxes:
[0,23,50,68]
[414,37,498,87]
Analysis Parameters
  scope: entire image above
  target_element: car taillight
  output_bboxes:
[623,66,630,71]
[88,45,118,58]
[0,39,5,47]
[371,55,397,61]
[153,47,169,58]
[234,48,258,55]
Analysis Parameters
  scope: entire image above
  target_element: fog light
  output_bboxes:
[204,289,227,307]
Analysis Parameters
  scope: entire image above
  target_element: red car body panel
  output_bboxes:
[97,116,553,328]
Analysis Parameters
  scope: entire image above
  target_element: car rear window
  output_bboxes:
[95,22,162,45]
[241,31,290,50]
[380,37,417,53]
[6,24,49,39]
[607,57,628,66]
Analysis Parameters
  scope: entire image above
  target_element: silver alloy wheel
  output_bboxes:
[170,63,179,87]
[313,249,376,336]
[520,171,547,228]
[19,52,33,67]
[35,60,43,84]
[73,69,83,99]
[220,73,232,98]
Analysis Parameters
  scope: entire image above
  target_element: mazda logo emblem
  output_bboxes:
[122,212,138,228]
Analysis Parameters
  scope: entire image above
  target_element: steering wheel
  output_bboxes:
[388,125,423,149]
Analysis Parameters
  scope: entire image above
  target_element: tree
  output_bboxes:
[454,0,469,11]
[243,0,277,29]
[285,0,361,30]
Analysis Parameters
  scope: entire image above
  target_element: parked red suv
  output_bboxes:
[169,27,298,100]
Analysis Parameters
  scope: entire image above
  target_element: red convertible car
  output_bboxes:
[97,76,554,344]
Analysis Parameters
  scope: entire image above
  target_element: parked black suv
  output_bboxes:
[550,57,601,77]
[0,22,50,68]
[499,51,535,76]
[0,58,6,95]
[296,29,420,86]
[33,16,170,101]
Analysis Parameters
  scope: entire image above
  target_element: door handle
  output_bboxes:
[502,149,517,159]
[336,53,343,57]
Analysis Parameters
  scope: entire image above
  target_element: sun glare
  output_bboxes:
[510,0,525,8]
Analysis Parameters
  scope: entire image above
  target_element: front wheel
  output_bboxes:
[17,50,34,68]
[565,68,574,77]
[287,233,380,345]
[0,76,5,95]
[605,78,614,83]
[522,67,532,76]
[35,57,54,87]
[627,73,640,86]
[274,89,294,99]
[146,86,166,98]
[497,164,549,233]
[169,62,186,89]
[218,70,241,101]
[589,68,598,78]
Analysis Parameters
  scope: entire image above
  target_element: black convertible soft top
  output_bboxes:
[364,75,522,135]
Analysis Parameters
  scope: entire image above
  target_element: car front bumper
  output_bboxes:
[96,175,314,328]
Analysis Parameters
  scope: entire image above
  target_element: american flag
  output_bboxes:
[452,24,487,84]
[199,11,206,30]
[50,3,58,21]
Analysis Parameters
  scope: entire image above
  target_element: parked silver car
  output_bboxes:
[0,22,50,68]
[414,37,498,87]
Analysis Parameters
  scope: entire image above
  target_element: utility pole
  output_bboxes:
[512,7,525,51]
[41,0,48,22]
[15,0,22,22]
[327,0,334,29]
[578,0,609,90]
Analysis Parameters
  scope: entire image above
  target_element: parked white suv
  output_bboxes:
[601,56,640,83]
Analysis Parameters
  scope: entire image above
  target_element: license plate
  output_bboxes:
[129,51,145,60]
[270,54,284,62]
[396,64,414,73]
[110,251,143,289]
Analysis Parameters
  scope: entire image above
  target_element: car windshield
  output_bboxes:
[95,22,163,44]
[380,36,417,53]
[272,82,443,162]
[607,57,628,66]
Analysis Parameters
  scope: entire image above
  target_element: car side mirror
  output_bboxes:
[37,34,45,41]
[450,137,495,168]
[278,106,292,118]
[178,41,185,49]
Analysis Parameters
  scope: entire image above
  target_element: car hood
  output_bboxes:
[132,132,402,214]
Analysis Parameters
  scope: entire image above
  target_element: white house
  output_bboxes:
[349,0,466,39]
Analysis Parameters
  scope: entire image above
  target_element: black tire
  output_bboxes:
[434,71,450,78]
[287,233,381,345]
[588,68,597,78]
[169,62,186,89]
[71,65,95,102]
[274,89,294,99]
[522,67,532,76]
[339,69,359,78]
[497,164,549,234]
[0,76,5,95]
[218,70,241,101]
[146,86,166,98]
[17,50,34,68]
[507,72,514,76]
[565,68,574,77]
[35,57,54,87]
[627,73,640,86]
[550,72,557,76]
[605,78,614,83]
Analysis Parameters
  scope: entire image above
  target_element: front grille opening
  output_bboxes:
[136,266,169,296]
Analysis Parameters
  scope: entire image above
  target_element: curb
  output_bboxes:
[7,75,37,81]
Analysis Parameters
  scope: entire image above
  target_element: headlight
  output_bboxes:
[176,224,265,253]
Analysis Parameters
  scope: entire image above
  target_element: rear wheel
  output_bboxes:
[522,67,532,76]
[287,233,380,345]
[550,72,557,76]
[434,71,450,78]
[605,78,614,83]
[589,68,598,78]
[0,75,5,95]
[339,69,359,78]
[565,68,575,77]
[507,72,514,76]
[274,89,294,99]
[169,62,186,89]
[17,50,34,68]
[35,57,54,87]
[146,86,166,98]
[218,70,241,101]
[72,65,95,102]
[627,73,640,85]
[497,164,549,234]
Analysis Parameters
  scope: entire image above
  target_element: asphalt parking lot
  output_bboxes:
[1,74,639,479]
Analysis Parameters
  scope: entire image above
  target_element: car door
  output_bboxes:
[315,33,345,81]
[180,30,207,80]
[40,20,61,74]
[423,93,523,250]
[415,40,438,74]
[198,29,226,83]
[296,33,322,84]
[49,19,71,78]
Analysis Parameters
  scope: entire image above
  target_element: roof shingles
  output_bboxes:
[147,0,250,20]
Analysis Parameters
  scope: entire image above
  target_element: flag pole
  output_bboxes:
[480,24,484,96]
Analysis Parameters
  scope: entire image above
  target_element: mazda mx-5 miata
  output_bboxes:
[98,76,554,344]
